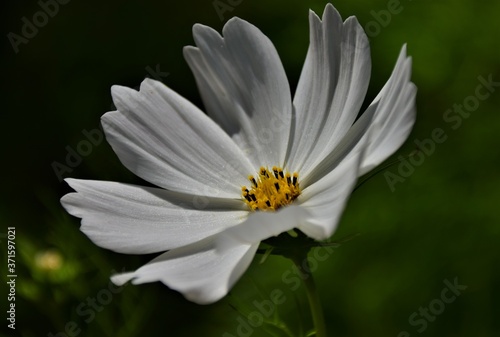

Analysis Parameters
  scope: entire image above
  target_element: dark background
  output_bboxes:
[1,0,500,336]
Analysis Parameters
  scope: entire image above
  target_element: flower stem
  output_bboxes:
[292,256,328,337]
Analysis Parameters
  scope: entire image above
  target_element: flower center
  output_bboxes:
[242,166,301,211]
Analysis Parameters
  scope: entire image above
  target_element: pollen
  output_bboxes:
[242,166,301,211]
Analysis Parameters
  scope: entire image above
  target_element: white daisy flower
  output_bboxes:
[61,3,416,304]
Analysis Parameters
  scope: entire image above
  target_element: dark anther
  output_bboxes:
[250,194,257,201]
[279,170,284,178]
[274,182,280,191]
[265,200,271,207]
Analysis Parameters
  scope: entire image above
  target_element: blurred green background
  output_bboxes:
[2,0,499,336]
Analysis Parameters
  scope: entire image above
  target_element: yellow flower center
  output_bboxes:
[242,166,301,211]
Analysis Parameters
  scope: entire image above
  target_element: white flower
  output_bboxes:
[61,3,416,304]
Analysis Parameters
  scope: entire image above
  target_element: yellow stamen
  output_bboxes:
[242,166,301,211]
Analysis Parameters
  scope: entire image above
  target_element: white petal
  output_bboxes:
[300,99,376,187]
[215,205,309,251]
[359,45,417,175]
[111,237,259,304]
[297,151,362,240]
[102,78,253,198]
[286,3,371,177]
[184,18,292,168]
[61,179,248,254]
[300,47,416,186]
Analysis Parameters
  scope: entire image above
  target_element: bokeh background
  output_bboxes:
[2,0,500,336]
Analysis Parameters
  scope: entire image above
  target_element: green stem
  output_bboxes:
[292,256,328,337]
